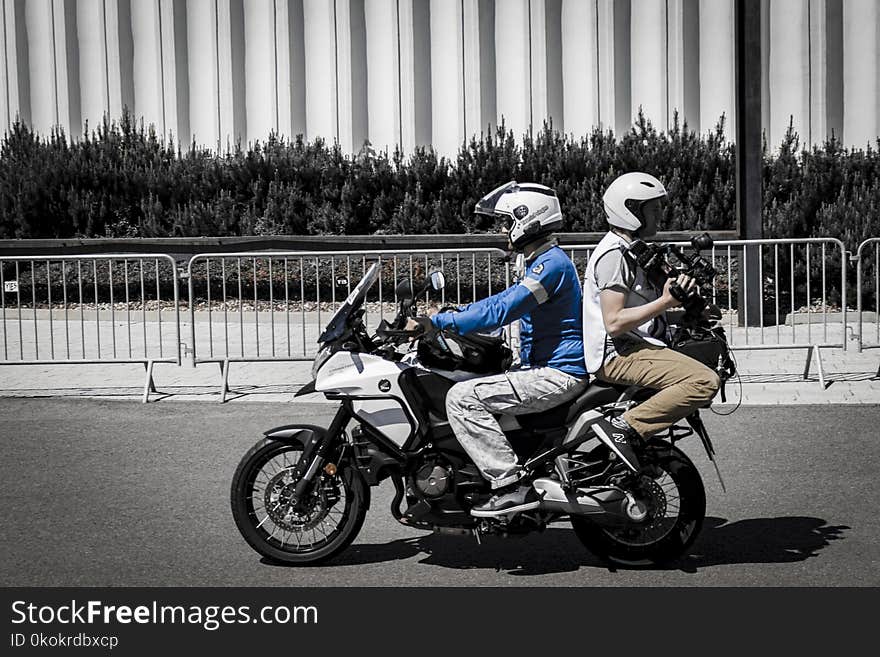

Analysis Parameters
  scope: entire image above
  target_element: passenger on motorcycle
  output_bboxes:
[583,172,720,471]
[406,182,588,515]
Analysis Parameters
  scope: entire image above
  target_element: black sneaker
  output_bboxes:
[591,418,643,473]
[470,483,539,517]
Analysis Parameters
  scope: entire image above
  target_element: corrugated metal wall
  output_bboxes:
[0,0,876,155]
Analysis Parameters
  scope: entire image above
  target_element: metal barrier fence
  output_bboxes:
[186,249,511,400]
[0,254,181,401]
[856,239,880,366]
[1,237,874,401]
[568,238,848,386]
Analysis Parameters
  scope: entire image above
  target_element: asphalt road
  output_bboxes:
[1,398,878,586]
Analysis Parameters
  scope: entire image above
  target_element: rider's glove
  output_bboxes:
[404,316,434,336]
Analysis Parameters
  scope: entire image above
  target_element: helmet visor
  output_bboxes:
[474,181,518,216]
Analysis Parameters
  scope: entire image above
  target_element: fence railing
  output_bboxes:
[186,248,511,400]
[0,254,181,401]
[856,239,880,362]
[0,237,876,401]
[567,238,849,386]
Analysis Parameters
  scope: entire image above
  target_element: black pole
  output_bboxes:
[735,0,763,327]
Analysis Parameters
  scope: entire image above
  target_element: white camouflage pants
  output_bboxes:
[445,367,588,489]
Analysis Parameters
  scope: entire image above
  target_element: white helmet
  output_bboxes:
[475,181,563,250]
[602,172,667,232]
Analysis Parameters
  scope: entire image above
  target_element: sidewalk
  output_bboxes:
[1,346,879,406]
[1,313,879,405]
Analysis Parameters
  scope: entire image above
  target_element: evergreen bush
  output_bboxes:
[1,109,878,252]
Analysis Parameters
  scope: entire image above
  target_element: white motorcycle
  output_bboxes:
[230,263,730,566]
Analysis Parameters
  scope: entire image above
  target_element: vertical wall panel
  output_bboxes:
[544,0,562,131]
[699,0,734,138]
[365,0,399,152]
[842,0,878,148]
[478,0,495,135]
[561,0,597,139]
[668,0,700,131]
[808,0,826,145]
[1,0,878,153]
[595,0,615,130]
[430,0,463,156]
[77,0,107,131]
[529,0,548,128]
[1,0,24,129]
[163,0,190,144]
[343,0,368,152]
[217,0,246,148]
[244,0,276,142]
[272,0,304,143]
[333,0,367,152]
[768,0,809,148]
[462,0,482,140]
[114,0,135,115]
[398,0,431,151]
[104,0,132,120]
[495,0,529,136]
[302,0,337,142]
[0,0,9,129]
[61,0,79,134]
[26,0,72,134]
[286,0,307,139]
[187,0,218,147]
[131,0,163,135]
[630,0,666,130]
[611,0,630,135]
[824,0,842,141]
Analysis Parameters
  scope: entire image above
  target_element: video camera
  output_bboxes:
[628,233,717,322]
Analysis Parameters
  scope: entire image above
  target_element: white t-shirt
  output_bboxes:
[581,232,667,374]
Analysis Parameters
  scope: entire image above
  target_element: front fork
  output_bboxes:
[290,403,352,502]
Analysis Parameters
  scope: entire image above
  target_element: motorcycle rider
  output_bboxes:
[583,172,720,471]
[406,181,587,516]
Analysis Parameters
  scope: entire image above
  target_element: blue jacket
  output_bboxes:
[430,244,587,377]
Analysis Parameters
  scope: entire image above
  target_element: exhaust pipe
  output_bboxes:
[532,478,630,521]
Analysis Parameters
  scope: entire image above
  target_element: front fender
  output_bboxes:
[263,424,326,445]
[262,424,371,509]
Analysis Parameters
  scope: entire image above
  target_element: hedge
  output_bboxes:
[1,110,878,252]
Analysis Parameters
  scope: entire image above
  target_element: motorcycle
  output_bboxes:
[230,262,734,567]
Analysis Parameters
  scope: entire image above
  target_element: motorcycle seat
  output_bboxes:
[515,381,629,431]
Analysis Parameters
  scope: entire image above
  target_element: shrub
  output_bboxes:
[1,109,878,251]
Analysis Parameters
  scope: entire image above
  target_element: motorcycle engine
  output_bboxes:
[413,457,453,499]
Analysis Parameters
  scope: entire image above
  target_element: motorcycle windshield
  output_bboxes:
[317,262,380,343]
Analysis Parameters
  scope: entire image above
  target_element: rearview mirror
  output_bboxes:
[429,270,445,291]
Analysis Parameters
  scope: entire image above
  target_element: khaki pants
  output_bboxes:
[596,344,720,438]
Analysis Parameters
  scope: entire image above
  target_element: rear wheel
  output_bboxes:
[230,438,368,565]
[571,444,705,566]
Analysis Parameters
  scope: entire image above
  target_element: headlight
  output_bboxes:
[311,345,333,379]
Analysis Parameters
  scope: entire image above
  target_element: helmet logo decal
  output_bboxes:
[513,204,530,219]
[532,263,544,274]
[526,205,549,222]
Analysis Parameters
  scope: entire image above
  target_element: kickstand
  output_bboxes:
[472,528,482,546]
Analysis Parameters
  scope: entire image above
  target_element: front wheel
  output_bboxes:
[230,438,368,565]
[571,444,706,567]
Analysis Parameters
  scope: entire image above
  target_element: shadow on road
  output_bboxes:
[678,515,849,572]
[262,515,848,576]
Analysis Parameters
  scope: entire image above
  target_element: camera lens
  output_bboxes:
[691,233,714,251]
